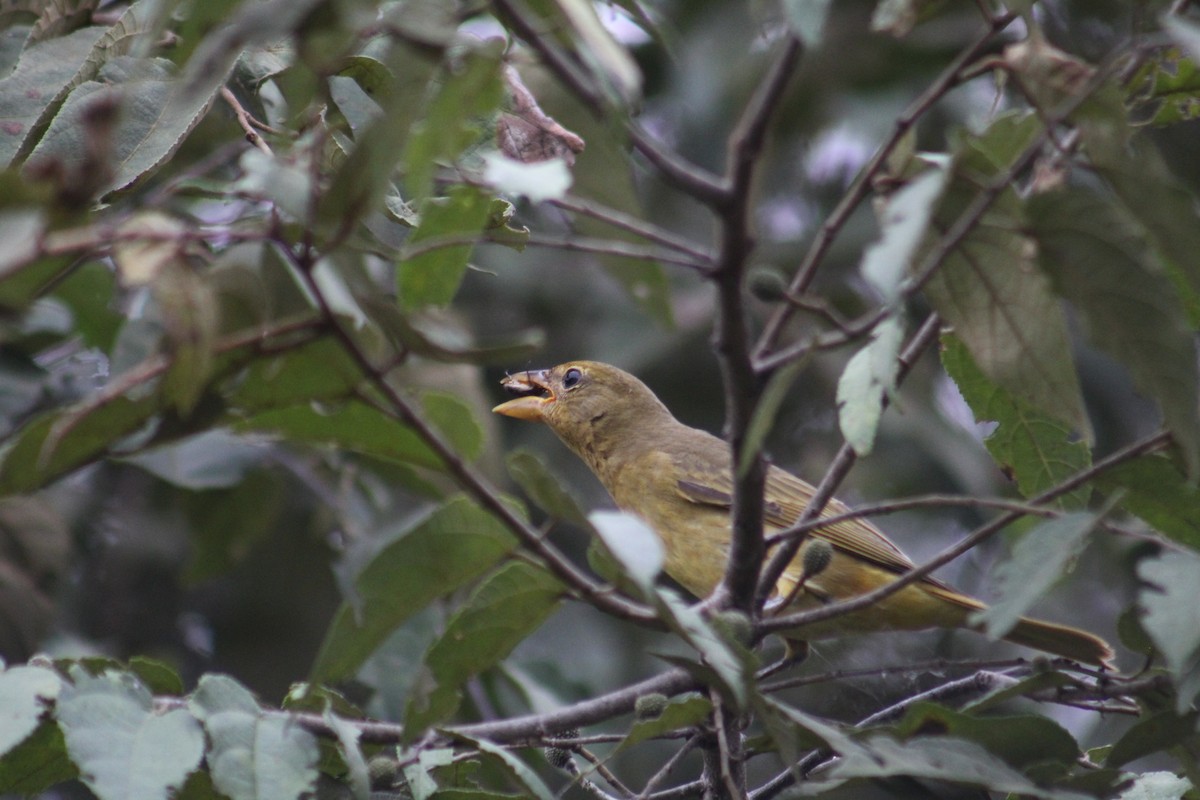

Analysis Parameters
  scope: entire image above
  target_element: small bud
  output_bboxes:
[748,268,788,302]
[545,746,573,770]
[368,755,400,789]
[801,539,834,580]
[634,692,669,720]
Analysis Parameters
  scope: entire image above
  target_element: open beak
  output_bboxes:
[492,369,554,421]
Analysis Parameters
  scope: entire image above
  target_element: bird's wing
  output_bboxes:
[673,459,955,590]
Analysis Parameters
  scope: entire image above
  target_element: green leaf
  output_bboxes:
[399,185,492,309]
[29,53,230,196]
[1097,455,1200,550]
[56,670,204,800]
[837,315,904,456]
[1107,710,1200,768]
[311,496,518,681]
[227,338,362,412]
[123,429,267,490]
[940,334,1091,506]
[808,735,1072,797]
[403,562,562,739]
[740,359,803,477]
[0,664,63,757]
[860,163,950,300]
[235,400,445,470]
[505,448,588,526]
[444,733,554,800]
[322,709,369,800]
[893,703,1080,770]
[616,694,711,753]
[654,590,750,709]
[926,114,1088,438]
[970,512,1098,639]
[1028,187,1200,478]
[1137,549,1200,712]
[190,674,319,800]
[0,393,163,496]
[422,392,483,462]
[403,45,504,200]
[0,25,108,166]
[180,470,283,583]
[587,510,664,596]
[0,721,77,795]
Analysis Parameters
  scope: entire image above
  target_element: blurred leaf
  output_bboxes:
[190,674,319,800]
[399,185,492,309]
[1137,549,1200,712]
[616,694,711,753]
[1127,46,1200,126]
[481,152,572,203]
[553,0,640,104]
[126,657,184,697]
[236,400,445,470]
[311,496,518,681]
[444,733,554,800]
[654,590,750,709]
[124,429,266,489]
[926,115,1088,438]
[0,393,162,496]
[402,44,504,200]
[56,669,204,800]
[323,708,369,800]
[403,562,562,739]
[0,664,63,757]
[1098,455,1200,550]
[860,163,949,300]
[805,734,1065,797]
[0,721,76,794]
[180,469,283,583]
[362,301,544,364]
[506,448,588,526]
[970,512,1098,639]
[893,703,1080,770]
[1165,16,1200,66]
[782,0,832,45]
[1107,710,1199,769]
[1029,187,1200,478]
[837,314,904,456]
[228,338,361,412]
[422,391,483,462]
[587,509,663,596]
[52,261,121,351]
[940,334,1091,506]
[740,358,803,477]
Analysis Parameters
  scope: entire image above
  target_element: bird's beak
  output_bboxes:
[493,369,554,421]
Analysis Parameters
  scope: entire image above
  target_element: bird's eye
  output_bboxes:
[562,367,582,390]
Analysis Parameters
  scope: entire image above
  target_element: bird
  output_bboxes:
[492,360,1114,667]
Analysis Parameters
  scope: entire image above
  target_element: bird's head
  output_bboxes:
[492,361,673,453]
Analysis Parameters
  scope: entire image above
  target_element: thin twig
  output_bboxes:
[221,87,272,155]
[551,194,716,263]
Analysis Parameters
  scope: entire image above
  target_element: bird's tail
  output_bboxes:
[996,616,1115,668]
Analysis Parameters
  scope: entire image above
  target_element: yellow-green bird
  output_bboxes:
[493,360,1113,667]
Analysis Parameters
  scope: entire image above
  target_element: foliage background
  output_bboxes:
[0,0,1199,798]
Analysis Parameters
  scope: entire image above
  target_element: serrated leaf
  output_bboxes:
[56,671,204,800]
[0,25,107,166]
[403,562,562,739]
[926,115,1088,438]
[188,674,260,720]
[1029,187,1200,478]
[587,510,663,596]
[940,334,1091,506]
[203,702,318,800]
[0,665,63,757]
[311,496,518,681]
[29,53,228,196]
[505,448,588,526]
[399,185,492,309]
[616,694,711,753]
[970,512,1098,639]
[1097,455,1200,550]
[1137,549,1200,712]
[837,315,904,456]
